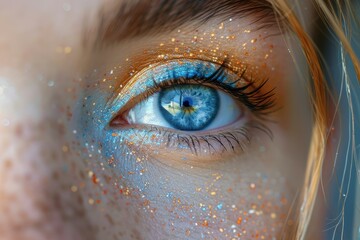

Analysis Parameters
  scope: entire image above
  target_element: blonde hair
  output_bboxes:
[270,0,360,239]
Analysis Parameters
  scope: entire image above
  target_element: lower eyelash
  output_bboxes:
[125,120,272,155]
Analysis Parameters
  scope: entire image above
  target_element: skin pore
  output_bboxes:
[0,0,316,239]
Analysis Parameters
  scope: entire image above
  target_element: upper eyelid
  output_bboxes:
[106,57,251,108]
[107,59,276,130]
[105,59,237,110]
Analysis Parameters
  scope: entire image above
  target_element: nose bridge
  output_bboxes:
[0,75,95,240]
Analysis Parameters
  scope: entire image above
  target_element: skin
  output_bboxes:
[0,0,317,239]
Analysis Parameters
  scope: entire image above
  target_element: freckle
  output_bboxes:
[3,159,12,169]
[281,197,288,205]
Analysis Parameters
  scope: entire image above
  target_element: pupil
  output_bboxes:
[183,100,191,107]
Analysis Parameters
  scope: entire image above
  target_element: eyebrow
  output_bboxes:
[93,0,277,47]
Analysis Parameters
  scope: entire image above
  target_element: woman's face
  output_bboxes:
[0,0,315,239]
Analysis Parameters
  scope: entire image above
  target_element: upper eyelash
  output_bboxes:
[135,60,276,116]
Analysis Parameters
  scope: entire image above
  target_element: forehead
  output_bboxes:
[0,0,314,71]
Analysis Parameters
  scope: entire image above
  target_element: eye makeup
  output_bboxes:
[108,59,275,118]
[77,14,301,240]
[104,59,274,158]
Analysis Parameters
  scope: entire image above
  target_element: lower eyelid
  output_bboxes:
[109,119,272,162]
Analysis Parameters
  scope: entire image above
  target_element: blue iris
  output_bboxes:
[159,85,219,131]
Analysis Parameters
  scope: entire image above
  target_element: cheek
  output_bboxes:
[0,121,95,240]
[142,167,290,239]
[86,134,293,239]
[148,160,290,239]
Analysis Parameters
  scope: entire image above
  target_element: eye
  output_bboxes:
[109,59,275,154]
[124,84,242,131]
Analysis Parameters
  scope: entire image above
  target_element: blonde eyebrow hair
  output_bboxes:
[93,0,278,47]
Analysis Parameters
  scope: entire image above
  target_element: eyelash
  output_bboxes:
[110,60,276,154]
[127,121,273,155]
[129,60,276,116]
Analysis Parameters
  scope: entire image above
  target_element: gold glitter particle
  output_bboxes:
[219,22,224,29]
[202,220,209,227]
[70,185,78,192]
[271,213,277,219]
[250,183,256,189]
[88,171,94,177]
[210,191,217,196]
[88,198,94,205]
[171,38,176,42]
[159,43,164,46]
[251,38,257,43]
